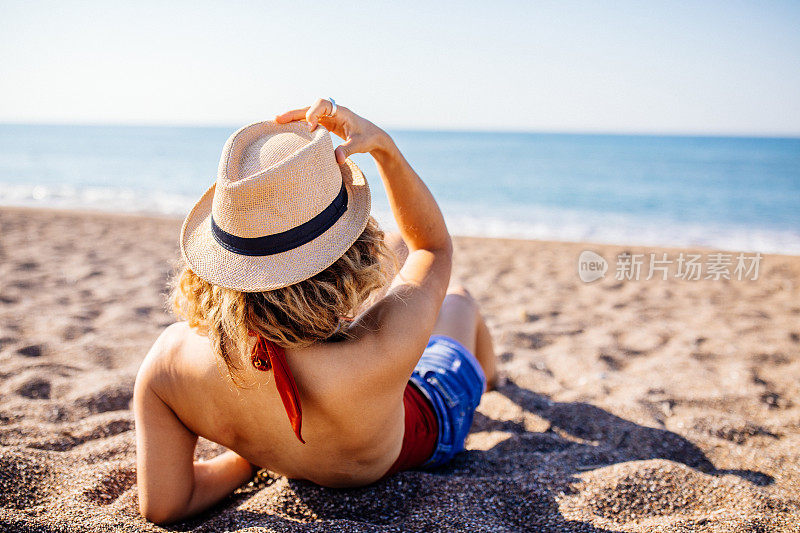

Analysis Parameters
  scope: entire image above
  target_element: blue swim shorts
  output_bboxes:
[409,334,487,468]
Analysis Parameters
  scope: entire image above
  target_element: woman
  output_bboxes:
[133,99,498,525]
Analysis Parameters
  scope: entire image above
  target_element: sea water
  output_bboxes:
[0,124,798,254]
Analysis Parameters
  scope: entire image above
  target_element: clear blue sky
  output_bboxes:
[1,1,798,135]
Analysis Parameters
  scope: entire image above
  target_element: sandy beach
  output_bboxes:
[1,206,799,532]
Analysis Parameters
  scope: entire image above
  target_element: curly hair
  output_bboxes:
[170,216,395,388]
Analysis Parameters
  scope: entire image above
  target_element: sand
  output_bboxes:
[0,206,799,532]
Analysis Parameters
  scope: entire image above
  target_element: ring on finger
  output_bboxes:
[327,98,337,117]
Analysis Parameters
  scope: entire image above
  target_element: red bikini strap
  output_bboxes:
[249,332,305,444]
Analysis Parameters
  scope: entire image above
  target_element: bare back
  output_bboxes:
[146,319,410,487]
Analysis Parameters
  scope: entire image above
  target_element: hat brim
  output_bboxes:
[180,158,371,292]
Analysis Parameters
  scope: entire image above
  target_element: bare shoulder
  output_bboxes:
[134,322,191,397]
[321,290,428,402]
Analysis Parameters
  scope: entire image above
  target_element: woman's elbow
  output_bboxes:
[140,507,180,526]
[139,496,185,525]
[140,508,169,526]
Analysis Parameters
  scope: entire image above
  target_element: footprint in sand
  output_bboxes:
[75,385,134,414]
[83,467,137,506]
[714,422,778,444]
[692,415,779,445]
[523,312,542,322]
[133,306,158,319]
[690,351,718,362]
[760,391,790,410]
[615,329,669,356]
[507,331,553,350]
[59,324,94,341]
[14,261,39,272]
[598,352,623,371]
[82,270,104,280]
[72,308,102,322]
[752,352,789,365]
[16,377,52,399]
[0,336,17,349]
[29,416,134,451]
[17,344,45,357]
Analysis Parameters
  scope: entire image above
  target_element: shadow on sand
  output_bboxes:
[484,380,772,486]
[173,378,772,532]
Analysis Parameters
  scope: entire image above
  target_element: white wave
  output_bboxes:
[0,183,193,217]
[373,202,800,255]
[3,183,799,255]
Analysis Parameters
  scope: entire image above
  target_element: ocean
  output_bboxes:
[1,124,798,254]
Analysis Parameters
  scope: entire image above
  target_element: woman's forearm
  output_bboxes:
[175,451,255,523]
[371,137,451,254]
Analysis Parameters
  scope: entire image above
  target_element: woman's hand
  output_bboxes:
[275,99,392,164]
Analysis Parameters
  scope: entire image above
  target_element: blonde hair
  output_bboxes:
[170,216,394,387]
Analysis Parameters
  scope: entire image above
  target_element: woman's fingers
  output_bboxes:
[276,101,349,136]
[334,136,366,164]
[333,140,351,164]
[274,107,310,124]
[305,99,336,132]
[275,103,384,164]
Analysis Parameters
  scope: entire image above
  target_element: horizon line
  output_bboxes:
[0,120,798,140]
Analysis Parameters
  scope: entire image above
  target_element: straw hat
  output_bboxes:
[180,120,371,292]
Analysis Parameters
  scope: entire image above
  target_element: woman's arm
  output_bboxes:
[133,334,256,525]
[277,101,452,391]
[358,137,454,385]
[276,99,451,253]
